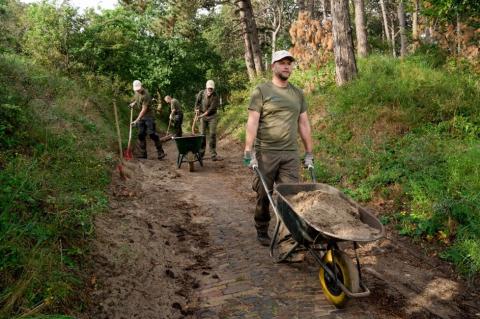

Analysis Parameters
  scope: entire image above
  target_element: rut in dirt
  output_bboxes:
[82,137,480,319]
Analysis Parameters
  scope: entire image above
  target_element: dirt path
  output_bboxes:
[82,136,480,319]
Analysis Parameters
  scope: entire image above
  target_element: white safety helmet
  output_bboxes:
[206,80,215,89]
[133,80,142,91]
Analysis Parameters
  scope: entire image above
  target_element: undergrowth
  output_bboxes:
[0,54,124,318]
[315,54,480,278]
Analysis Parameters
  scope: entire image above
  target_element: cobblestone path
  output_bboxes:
[166,139,373,319]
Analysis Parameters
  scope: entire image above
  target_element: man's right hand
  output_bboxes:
[243,151,258,168]
[129,102,136,109]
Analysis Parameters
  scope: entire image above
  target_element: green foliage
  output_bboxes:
[22,2,80,71]
[0,53,117,317]
[0,104,28,148]
[313,54,480,277]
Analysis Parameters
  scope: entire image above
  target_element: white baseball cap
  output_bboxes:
[132,80,142,91]
[271,50,295,64]
[206,80,215,89]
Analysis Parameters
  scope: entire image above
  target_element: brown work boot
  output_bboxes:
[256,229,271,247]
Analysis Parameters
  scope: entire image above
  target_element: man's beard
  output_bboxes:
[279,73,290,81]
[276,70,290,81]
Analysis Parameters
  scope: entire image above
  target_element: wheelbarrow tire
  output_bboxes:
[319,250,359,308]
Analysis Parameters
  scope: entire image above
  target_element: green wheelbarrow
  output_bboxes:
[173,135,205,172]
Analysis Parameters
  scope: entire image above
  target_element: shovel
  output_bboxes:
[123,107,134,160]
[113,101,131,179]
[159,114,173,142]
[192,110,199,134]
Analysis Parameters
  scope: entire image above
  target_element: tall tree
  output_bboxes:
[331,0,357,85]
[235,0,264,78]
[236,0,256,80]
[297,0,305,12]
[321,0,328,20]
[379,0,391,42]
[353,0,368,57]
[397,0,407,57]
[412,0,419,49]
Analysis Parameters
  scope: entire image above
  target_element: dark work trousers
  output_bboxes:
[200,116,217,157]
[173,113,183,137]
[137,117,164,157]
[252,151,300,231]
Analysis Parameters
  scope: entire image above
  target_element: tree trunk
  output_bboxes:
[391,16,396,57]
[307,0,315,18]
[353,0,368,57]
[412,0,419,49]
[379,0,391,42]
[271,2,283,61]
[236,0,256,80]
[244,0,264,75]
[398,0,407,57]
[331,0,357,85]
[456,11,461,55]
[297,0,305,13]
[321,0,327,20]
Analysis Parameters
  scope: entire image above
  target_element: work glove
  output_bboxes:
[304,152,314,168]
[243,151,258,168]
[131,120,138,127]
[128,102,136,109]
[169,113,173,121]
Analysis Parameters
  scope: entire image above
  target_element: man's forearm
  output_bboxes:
[245,111,260,152]
[134,106,147,122]
[299,112,313,153]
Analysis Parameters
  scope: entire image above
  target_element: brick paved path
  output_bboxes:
[166,140,373,319]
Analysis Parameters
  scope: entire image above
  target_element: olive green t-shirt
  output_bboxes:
[248,82,307,151]
[171,98,182,114]
[134,89,155,119]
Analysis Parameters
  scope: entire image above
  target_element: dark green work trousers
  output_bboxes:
[252,151,300,231]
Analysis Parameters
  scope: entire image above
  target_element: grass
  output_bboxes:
[313,54,480,278]
[0,54,125,317]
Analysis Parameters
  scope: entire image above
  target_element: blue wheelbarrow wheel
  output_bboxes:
[319,250,360,308]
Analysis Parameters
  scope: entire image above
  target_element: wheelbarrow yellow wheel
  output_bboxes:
[319,250,359,308]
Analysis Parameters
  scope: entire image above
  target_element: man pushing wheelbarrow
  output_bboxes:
[243,50,314,247]
[244,51,384,308]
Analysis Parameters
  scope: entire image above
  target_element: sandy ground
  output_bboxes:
[81,135,480,319]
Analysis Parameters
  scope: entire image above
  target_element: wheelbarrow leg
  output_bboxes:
[196,153,203,167]
[270,219,301,263]
[178,154,185,168]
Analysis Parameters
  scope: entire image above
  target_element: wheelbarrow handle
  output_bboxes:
[253,165,283,220]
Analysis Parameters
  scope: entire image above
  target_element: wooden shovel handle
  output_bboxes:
[113,101,123,159]
[192,110,199,134]
[127,107,133,150]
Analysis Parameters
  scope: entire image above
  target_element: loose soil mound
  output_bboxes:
[286,190,380,239]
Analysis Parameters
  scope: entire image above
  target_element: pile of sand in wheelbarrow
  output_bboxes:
[286,190,380,239]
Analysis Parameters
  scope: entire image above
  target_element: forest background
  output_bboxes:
[0,0,479,317]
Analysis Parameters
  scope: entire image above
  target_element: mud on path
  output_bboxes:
[82,136,480,319]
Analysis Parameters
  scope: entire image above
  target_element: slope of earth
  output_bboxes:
[81,136,480,319]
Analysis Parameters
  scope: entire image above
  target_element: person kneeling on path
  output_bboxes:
[243,50,314,247]
[164,95,183,137]
[129,80,166,159]
[195,80,219,161]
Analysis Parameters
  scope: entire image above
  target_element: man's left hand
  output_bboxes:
[304,152,314,168]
